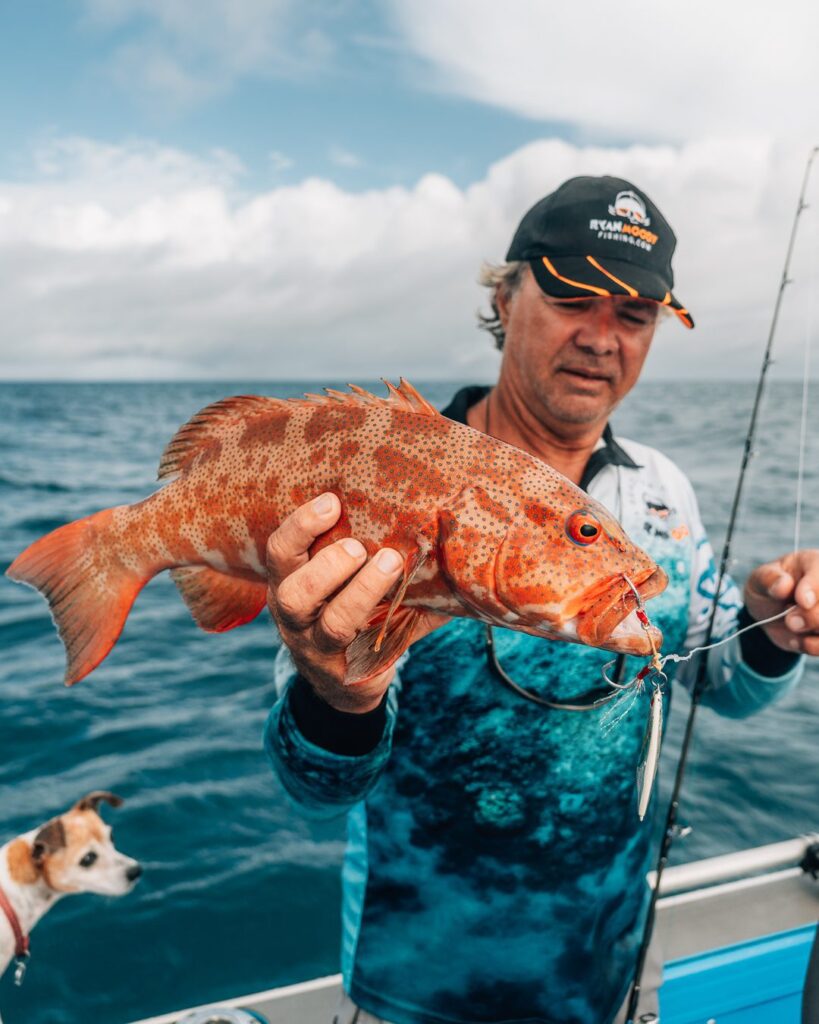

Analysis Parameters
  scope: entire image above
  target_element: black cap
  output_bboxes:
[506,175,693,328]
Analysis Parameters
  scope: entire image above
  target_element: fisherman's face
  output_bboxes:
[498,268,659,431]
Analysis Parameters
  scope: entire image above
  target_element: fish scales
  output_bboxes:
[7,380,667,686]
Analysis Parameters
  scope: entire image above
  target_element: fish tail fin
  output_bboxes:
[6,508,148,685]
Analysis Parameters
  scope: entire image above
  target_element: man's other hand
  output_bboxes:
[744,549,819,656]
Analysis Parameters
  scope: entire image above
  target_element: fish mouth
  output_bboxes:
[575,567,668,656]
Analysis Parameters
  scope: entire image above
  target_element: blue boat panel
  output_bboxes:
[660,923,816,1024]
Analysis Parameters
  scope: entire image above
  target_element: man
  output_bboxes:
[263,176,818,1024]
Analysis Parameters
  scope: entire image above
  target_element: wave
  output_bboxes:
[0,472,74,493]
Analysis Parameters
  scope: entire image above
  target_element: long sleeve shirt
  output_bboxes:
[264,385,803,1024]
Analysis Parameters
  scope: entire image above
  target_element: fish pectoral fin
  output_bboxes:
[345,604,422,685]
[170,567,268,632]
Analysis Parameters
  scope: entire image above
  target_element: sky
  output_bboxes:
[1,0,818,381]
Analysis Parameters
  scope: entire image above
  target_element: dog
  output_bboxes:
[0,791,142,983]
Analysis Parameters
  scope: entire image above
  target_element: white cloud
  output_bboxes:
[1,135,816,381]
[387,0,819,143]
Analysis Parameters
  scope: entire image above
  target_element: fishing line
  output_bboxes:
[602,605,794,687]
[624,145,819,1023]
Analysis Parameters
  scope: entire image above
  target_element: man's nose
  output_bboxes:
[575,308,619,354]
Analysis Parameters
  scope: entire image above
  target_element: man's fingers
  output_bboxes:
[275,536,368,631]
[314,548,404,653]
[747,562,793,601]
[266,493,340,586]
[795,570,819,612]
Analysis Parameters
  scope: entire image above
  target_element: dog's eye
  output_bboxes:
[79,851,98,868]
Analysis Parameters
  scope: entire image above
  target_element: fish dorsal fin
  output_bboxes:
[159,381,440,481]
[385,378,441,417]
[170,566,267,632]
[301,379,441,418]
[158,395,280,480]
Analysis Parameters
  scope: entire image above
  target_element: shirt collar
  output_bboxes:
[441,385,641,493]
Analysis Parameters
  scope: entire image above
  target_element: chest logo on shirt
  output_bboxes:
[642,494,687,542]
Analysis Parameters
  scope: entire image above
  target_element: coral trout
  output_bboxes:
[7,380,667,686]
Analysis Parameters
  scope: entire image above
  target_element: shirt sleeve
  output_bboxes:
[263,644,399,818]
[671,478,804,718]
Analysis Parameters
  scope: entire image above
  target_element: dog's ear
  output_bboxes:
[73,791,124,813]
[31,819,67,866]
[7,838,39,884]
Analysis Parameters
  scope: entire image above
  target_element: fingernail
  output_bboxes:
[789,638,801,652]
[789,615,806,632]
[375,549,402,573]
[313,493,335,515]
[341,538,365,558]
[803,587,816,609]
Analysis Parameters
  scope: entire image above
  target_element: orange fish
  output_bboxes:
[7,380,667,686]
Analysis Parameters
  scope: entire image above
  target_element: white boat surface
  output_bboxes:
[126,833,819,1024]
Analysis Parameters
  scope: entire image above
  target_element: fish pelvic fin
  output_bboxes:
[374,548,427,652]
[158,395,281,481]
[345,547,428,682]
[170,567,267,632]
[6,509,148,685]
[346,605,423,685]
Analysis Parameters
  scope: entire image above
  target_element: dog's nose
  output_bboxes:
[126,862,143,882]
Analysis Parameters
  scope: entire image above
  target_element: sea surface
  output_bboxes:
[0,380,816,1024]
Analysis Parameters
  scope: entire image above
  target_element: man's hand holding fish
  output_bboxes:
[265,491,448,713]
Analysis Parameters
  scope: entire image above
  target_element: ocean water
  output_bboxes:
[0,379,816,1024]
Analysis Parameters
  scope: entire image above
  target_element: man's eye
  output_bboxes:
[79,851,98,868]
[619,311,653,326]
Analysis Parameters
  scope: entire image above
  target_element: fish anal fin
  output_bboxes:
[345,605,422,685]
[170,567,267,632]
[158,395,281,481]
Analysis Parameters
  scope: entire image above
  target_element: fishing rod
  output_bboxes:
[625,144,819,1023]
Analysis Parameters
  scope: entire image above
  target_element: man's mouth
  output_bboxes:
[559,366,612,383]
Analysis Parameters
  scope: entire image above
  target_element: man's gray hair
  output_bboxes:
[476,260,526,350]
[477,259,673,348]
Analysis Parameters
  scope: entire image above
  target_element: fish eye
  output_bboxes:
[79,850,98,868]
[566,510,602,546]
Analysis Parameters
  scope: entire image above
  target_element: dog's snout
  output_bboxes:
[125,862,143,882]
